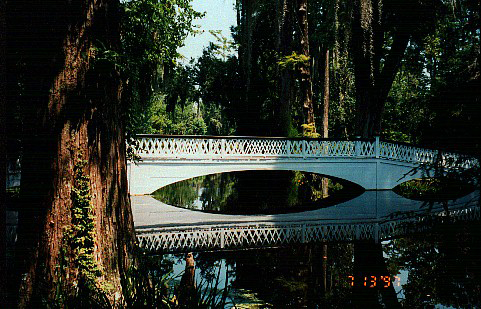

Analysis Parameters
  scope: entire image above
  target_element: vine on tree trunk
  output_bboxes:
[57,150,109,303]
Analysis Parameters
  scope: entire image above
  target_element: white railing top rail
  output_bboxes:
[130,135,478,169]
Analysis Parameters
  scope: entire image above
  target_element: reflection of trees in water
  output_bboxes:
[227,170,294,213]
[200,173,236,212]
[230,244,354,307]
[385,221,481,308]
[352,241,401,308]
[152,177,204,209]
[153,170,362,214]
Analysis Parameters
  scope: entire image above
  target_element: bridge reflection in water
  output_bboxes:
[131,190,480,253]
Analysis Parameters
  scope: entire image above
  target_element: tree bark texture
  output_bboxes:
[8,0,135,306]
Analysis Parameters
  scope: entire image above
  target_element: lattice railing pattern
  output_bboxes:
[378,141,478,168]
[137,222,376,253]
[132,136,477,169]
[133,136,374,159]
[136,204,479,253]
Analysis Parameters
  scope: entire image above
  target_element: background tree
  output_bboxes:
[351,0,438,138]
[120,0,202,136]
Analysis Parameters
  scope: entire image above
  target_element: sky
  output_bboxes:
[178,0,237,61]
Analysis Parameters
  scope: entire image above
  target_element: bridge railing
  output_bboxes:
[131,135,478,169]
[132,135,376,159]
[378,141,478,169]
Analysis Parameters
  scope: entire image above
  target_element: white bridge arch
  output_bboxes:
[127,135,476,195]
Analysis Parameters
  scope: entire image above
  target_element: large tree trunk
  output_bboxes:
[9,0,135,306]
[351,0,376,138]
[352,0,409,138]
[238,0,258,135]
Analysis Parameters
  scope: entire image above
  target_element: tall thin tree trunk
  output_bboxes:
[322,243,328,292]
[297,0,315,132]
[279,0,294,136]
[322,49,329,138]
[9,1,135,306]
[322,49,329,197]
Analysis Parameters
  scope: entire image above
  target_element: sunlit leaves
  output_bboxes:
[119,0,203,136]
[278,52,310,71]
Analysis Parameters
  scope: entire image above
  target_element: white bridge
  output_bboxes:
[127,135,476,195]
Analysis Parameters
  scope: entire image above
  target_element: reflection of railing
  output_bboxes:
[132,135,478,169]
[136,204,480,253]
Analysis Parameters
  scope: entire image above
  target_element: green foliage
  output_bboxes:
[69,156,101,281]
[68,154,102,283]
[148,94,208,135]
[381,130,411,143]
[301,123,320,138]
[194,45,241,135]
[120,0,203,65]
[278,52,310,71]
[208,30,236,60]
[47,153,111,308]
[115,0,203,136]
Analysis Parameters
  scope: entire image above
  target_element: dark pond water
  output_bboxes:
[146,171,480,308]
[152,170,364,214]
[155,221,480,308]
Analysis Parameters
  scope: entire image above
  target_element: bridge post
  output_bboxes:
[220,229,225,249]
[355,136,361,157]
[375,136,380,158]
[374,223,379,243]
[301,224,306,243]
[221,139,226,157]
[302,140,308,158]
